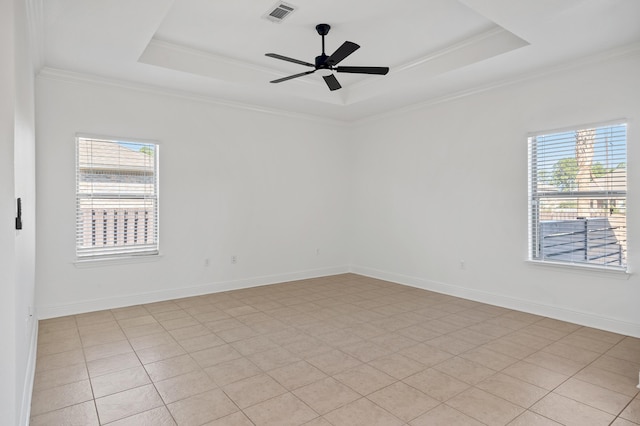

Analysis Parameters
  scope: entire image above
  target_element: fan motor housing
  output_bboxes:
[315,54,330,69]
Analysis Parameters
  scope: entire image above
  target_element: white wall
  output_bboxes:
[35,77,351,317]
[14,0,38,421]
[35,43,640,340]
[1,0,38,423]
[0,0,18,421]
[350,49,640,337]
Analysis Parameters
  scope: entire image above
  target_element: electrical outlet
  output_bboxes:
[231,255,237,264]
[316,248,320,256]
[460,260,465,270]
[204,258,210,267]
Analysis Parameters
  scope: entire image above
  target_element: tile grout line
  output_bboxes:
[78,321,102,426]
[608,389,640,426]
[126,304,182,426]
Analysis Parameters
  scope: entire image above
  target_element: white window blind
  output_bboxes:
[528,122,627,269]
[76,136,159,259]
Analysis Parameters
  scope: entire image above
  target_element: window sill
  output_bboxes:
[525,259,630,279]
[74,253,163,268]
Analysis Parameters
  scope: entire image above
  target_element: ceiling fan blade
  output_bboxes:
[270,70,316,84]
[322,74,342,91]
[265,53,315,68]
[336,66,389,75]
[325,41,360,66]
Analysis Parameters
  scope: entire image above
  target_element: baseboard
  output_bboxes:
[350,264,640,338]
[36,262,640,337]
[37,266,350,319]
[19,316,38,426]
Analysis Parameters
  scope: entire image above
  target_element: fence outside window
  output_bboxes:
[528,123,627,269]
[76,137,159,259]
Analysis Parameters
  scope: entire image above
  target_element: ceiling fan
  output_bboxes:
[266,23,389,91]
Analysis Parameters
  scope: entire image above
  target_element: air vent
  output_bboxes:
[263,2,297,23]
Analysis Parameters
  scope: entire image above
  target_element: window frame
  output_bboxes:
[527,120,627,272]
[75,134,160,260]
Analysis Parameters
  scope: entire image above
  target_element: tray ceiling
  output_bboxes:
[42,0,640,121]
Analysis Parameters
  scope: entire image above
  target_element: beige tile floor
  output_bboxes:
[31,274,640,425]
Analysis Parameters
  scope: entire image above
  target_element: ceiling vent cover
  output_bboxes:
[263,2,297,23]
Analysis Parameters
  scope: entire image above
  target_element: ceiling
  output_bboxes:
[41,0,640,122]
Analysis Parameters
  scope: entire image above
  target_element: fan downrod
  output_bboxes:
[315,24,331,68]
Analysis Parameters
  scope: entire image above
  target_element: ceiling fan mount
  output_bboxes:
[315,23,331,37]
[266,23,389,91]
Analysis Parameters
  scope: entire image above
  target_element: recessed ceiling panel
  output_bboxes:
[142,0,530,103]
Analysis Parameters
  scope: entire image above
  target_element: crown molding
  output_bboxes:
[353,41,640,127]
[145,38,305,82]
[36,40,640,127]
[37,67,349,127]
[395,26,522,74]
[345,25,528,106]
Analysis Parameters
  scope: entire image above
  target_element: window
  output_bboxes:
[528,122,627,269]
[76,136,159,259]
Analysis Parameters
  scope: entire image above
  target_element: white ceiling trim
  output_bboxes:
[345,25,529,105]
[394,26,527,74]
[353,41,640,127]
[36,67,350,128]
[38,40,640,129]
